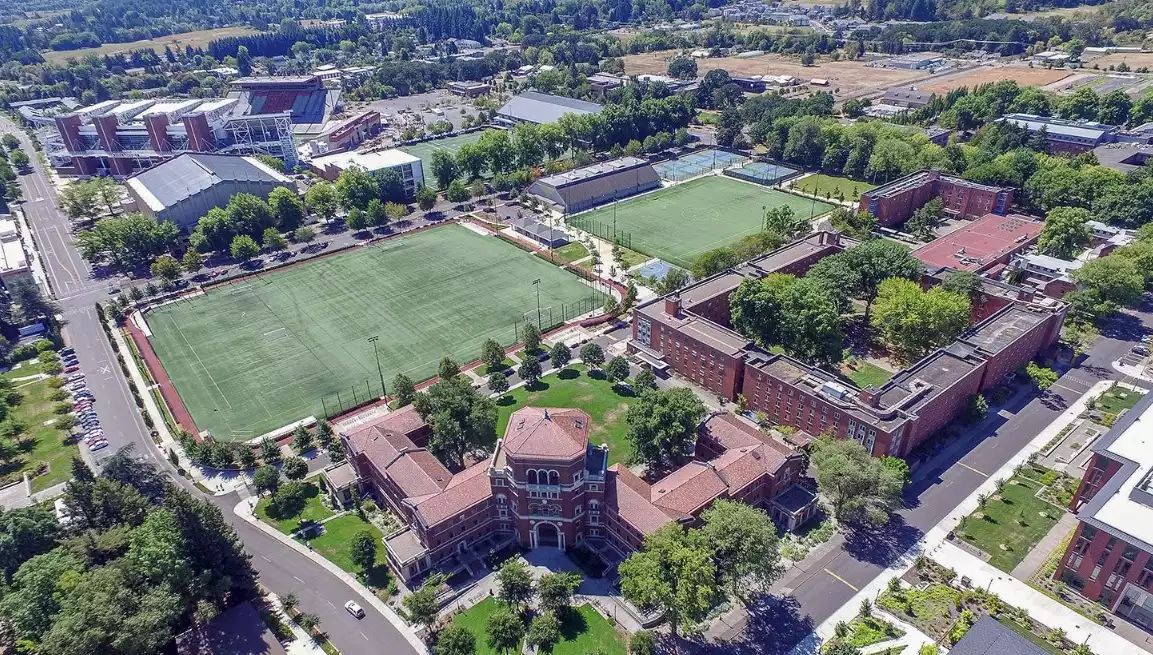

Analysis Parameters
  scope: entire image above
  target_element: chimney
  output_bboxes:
[664,294,681,317]
[858,386,881,408]
[1017,287,1036,303]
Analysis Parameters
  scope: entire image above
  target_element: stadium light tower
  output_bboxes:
[533,279,542,330]
[367,336,386,398]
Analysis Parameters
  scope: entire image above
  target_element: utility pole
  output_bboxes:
[533,279,542,330]
[367,336,386,397]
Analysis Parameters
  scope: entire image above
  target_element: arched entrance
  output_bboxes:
[534,522,561,549]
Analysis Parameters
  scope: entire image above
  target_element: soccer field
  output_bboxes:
[146,224,603,442]
[400,130,499,188]
[570,176,835,270]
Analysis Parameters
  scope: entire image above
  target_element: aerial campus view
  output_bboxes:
[4,1,1153,655]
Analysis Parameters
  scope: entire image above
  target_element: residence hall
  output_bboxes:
[858,169,1014,227]
[910,213,1042,277]
[1057,392,1153,627]
[335,405,815,584]
[629,230,1067,459]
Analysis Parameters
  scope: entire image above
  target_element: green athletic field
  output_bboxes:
[400,129,499,188]
[570,176,835,270]
[146,224,603,442]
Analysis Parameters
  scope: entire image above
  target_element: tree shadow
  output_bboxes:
[424,211,446,222]
[676,594,816,655]
[841,514,923,569]
[557,368,579,380]
[1100,312,1146,341]
[558,607,589,641]
[496,395,517,407]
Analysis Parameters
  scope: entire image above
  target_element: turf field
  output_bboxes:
[570,176,835,269]
[146,224,603,442]
[400,129,499,188]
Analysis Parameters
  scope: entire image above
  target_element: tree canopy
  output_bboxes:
[811,437,904,526]
[618,523,718,638]
[413,376,498,469]
[871,278,971,362]
[624,387,706,472]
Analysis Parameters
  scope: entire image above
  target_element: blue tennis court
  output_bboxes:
[653,149,749,181]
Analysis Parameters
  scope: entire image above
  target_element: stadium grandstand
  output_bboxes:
[526,157,661,213]
[42,75,341,178]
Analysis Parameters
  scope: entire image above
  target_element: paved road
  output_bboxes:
[0,117,418,655]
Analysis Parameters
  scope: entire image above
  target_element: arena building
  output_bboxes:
[858,169,1014,227]
[526,157,661,214]
[496,91,603,125]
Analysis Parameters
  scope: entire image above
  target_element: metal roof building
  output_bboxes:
[496,91,602,125]
[948,616,1052,655]
[126,153,294,231]
[526,157,660,213]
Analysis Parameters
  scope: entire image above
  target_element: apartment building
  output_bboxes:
[858,169,1014,227]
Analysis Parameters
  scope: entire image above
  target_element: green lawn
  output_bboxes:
[554,242,589,263]
[878,583,960,625]
[843,362,893,389]
[1095,385,1144,415]
[5,377,78,492]
[791,174,874,202]
[300,514,391,588]
[0,361,47,380]
[957,474,1063,572]
[400,129,501,188]
[570,176,834,270]
[255,483,336,534]
[613,245,649,270]
[449,600,624,655]
[147,224,604,441]
[496,367,636,466]
[847,616,905,648]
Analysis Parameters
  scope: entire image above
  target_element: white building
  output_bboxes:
[0,215,31,287]
[309,149,424,198]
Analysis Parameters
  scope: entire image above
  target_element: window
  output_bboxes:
[589,484,600,492]
[493,478,505,487]
[527,470,539,485]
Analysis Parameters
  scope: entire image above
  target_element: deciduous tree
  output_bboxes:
[436,624,477,655]
[485,606,525,655]
[871,278,971,361]
[517,357,542,387]
[393,373,416,406]
[305,182,338,221]
[496,558,535,610]
[579,343,605,369]
[1072,255,1144,307]
[336,166,381,211]
[700,499,782,605]
[413,377,498,469]
[268,186,305,231]
[349,530,377,573]
[150,254,181,283]
[811,436,903,525]
[229,234,260,262]
[1037,207,1091,259]
[625,387,706,471]
[525,610,561,652]
[403,573,445,636]
[550,343,571,370]
[619,524,718,638]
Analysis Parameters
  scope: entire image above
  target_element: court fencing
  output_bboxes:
[566,215,633,250]
[653,148,750,182]
[724,161,802,187]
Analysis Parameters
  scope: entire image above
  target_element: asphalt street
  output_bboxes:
[0,116,418,655]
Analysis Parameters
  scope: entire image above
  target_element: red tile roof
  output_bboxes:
[711,444,788,495]
[386,450,452,498]
[376,404,427,437]
[605,464,675,535]
[346,425,417,470]
[698,413,767,451]
[501,407,590,460]
[412,461,493,527]
[650,461,728,516]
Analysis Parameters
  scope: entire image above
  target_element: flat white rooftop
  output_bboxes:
[1087,392,1153,550]
[314,148,420,172]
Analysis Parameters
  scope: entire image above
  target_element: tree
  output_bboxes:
[413,377,498,469]
[1024,361,1058,390]
[497,558,535,609]
[8,149,29,171]
[485,606,525,655]
[226,193,276,238]
[230,234,260,262]
[261,437,282,463]
[579,343,605,369]
[634,369,658,394]
[730,274,844,366]
[181,249,203,275]
[456,143,488,181]
[482,339,505,373]
[537,571,581,614]
[1098,89,1132,126]
[1072,255,1144,307]
[906,198,944,241]
[522,321,542,352]
[0,506,59,584]
[237,44,252,76]
[605,356,631,384]
[871,278,971,361]
[346,207,368,231]
[282,456,308,481]
[76,213,179,269]
[436,623,477,655]
[296,612,321,635]
[336,166,382,211]
[446,179,471,203]
[294,226,316,243]
[526,610,561,652]
[941,270,983,300]
[488,372,510,397]
[700,499,782,606]
[418,185,438,211]
[393,373,416,406]
[404,573,445,636]
[630,630,657,655]
[807,240,922,319]
[58,179,101,220]
[518,357,542,387]
[349,530,377,573]
[810,436,904,525]
[430,150,459,189]
[305,182,338,221]
[829,208,876,240]
[625,387,706,471]
[268,187,305,231]
[550,343,571,370]
[668,55,698,80]
[365,199,388,228]
[692,247,740,279]
[252,464,281,496]
[1037,207,1091,259]
[619,524,718,638]
[439,357,461,381]
[763,205,809,239]
[150,254,181,283]
[262,227,288,252]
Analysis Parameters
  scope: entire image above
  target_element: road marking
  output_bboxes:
[324,599,335,609]
[361,632,368,641]
[260,555,271,562]
[823,568,859,592]
[957,461,988,477]
[294,575,305,583]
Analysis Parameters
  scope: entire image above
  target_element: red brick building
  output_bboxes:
[858,170,1014,227]
[911,213,1043,276]
[342,406,815,584]
[1054,392,1153,627]
[631,233,1067,459]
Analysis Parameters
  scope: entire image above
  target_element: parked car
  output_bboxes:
[65,373,84,382]
[61,347,74,355]
[1134,346,1149,356]
[89,442,108,452]
[64,365,79,374]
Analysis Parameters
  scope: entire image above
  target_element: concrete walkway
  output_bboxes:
[264,592,327,655]
[860,609,935,655]
[234,497,429,654]
[792,379,1128,655]
[1011,512,1077,581]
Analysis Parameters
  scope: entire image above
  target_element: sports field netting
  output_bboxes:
[653,149,748,182]
[569,176,835,270]
[146,224,604,442]
[725,161,800,186]
[400,129,500,188]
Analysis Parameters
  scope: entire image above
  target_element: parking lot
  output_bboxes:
[344,90,496,145]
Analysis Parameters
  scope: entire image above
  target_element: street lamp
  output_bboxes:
[367,336,386,398]
[532,279,542,330]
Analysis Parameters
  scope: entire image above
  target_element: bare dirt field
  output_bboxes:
[1090,53,1153,70]
[41,27,259,64]
[918,65,1073,93]
[622,51,929,97]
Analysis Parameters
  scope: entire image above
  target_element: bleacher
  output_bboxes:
[229,75,340,131]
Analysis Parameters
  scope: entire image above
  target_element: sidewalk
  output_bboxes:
[264,592,327,655]
[794,379,1122,653]
[234,498,428,654]
[860,610,935,655]
[1010,512,1077,581]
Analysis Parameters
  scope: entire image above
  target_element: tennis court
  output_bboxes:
[725,161,801,186]
[146,224,603,442]
[400,129,500,187]
[653,149,748,181]
[570,176,834,269]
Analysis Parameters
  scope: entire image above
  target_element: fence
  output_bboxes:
[653,148,750,182]
[568,216,633,250]
[724,161,801,187]
[513,292,604,339]
[320,376,387,419]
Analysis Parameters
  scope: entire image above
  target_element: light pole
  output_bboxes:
[533,279,542,330]
[367,336,386,398]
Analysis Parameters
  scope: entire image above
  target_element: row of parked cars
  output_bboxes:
[61,347,106,453]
